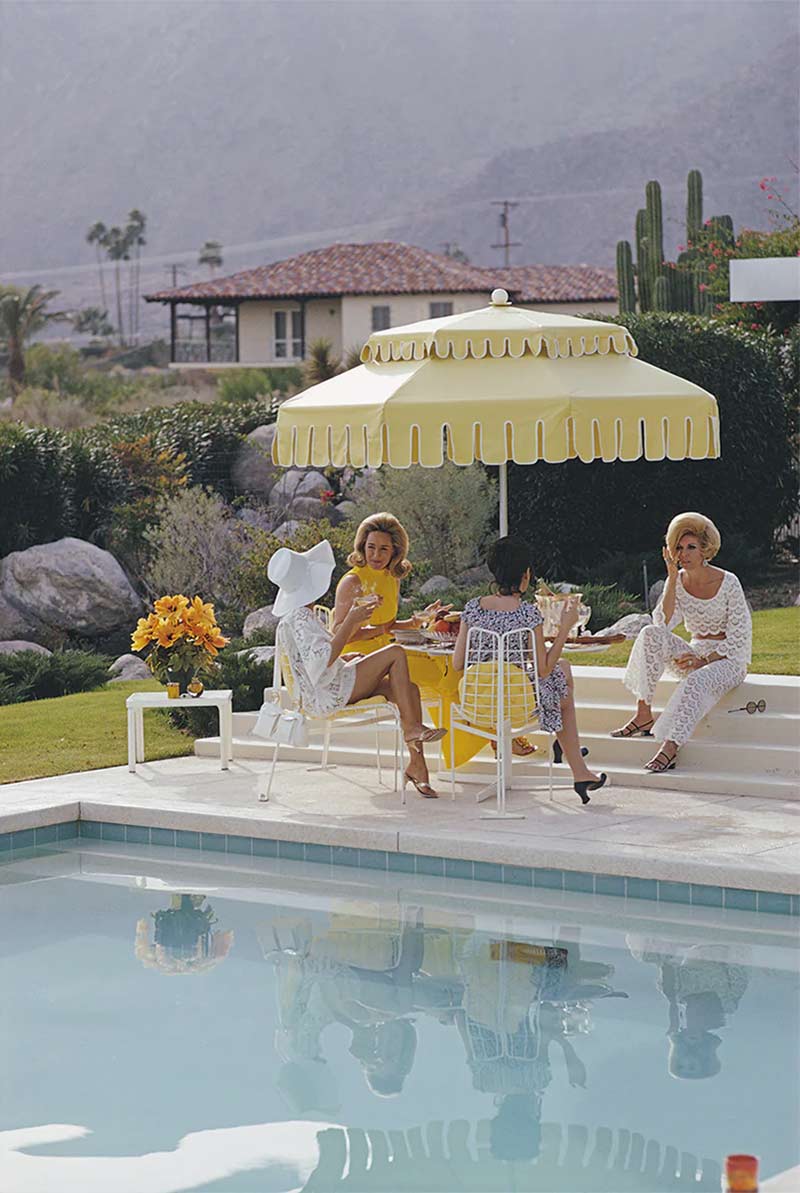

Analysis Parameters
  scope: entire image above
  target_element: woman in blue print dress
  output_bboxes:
[452,537,606,804]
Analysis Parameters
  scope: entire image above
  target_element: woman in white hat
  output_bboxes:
[268,540,446,798]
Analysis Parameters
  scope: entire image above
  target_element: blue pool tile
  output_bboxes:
[175,830,201,850]
[278,840,305,861]
[305,843,332,865]
[150,827,176,848]
[125,825,150,845]
[201,832,226,853]
[34,824,59,846]
[595,874,625,897]
[359,849,388,870]
[724,887,757,912]
[416,854,444,877]
[57,822,78,841]
[756,891,792,916]
[252,837,278,858]
[473,861,503,885]
[564,870,594,894]
[101,822,125,843]
[0,834,12,852]
[444,857,473,880]
[658,881,691,905]
[80,820,102,840]
[332,846,359,869]
[12,829,35,850]
[504,865,532,887]
[791,895,800,917]
[626,877,658,902]
[227,835,252,856]
[534,868,563,890]
[690,883,723,907]
[387,851,416,874]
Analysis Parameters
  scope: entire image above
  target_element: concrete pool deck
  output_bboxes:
[2,755,798,896]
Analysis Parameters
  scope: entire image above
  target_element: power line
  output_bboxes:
[165,263,188,287]
[491,200,521,266]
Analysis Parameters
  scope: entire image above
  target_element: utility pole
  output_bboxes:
[165,263,188,288]
[491,200,521,266]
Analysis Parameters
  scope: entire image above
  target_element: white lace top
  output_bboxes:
[276,606,357,717]
[652,570,752,665]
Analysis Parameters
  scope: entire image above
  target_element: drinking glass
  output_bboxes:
[577,603,592,634]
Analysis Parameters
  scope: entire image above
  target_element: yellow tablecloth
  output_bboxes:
[404,647,487,770]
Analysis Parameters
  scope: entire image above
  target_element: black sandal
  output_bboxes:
[573,773,606,806]
[553,741,589,765]
[644,749,677,773]
[611,717,654,739]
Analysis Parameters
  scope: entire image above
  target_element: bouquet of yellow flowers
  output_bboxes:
[131,595,229,691]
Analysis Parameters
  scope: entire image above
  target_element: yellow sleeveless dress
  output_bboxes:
[341,564,398,654]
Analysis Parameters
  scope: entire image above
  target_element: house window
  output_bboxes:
[274,309,303,359]
[429,301,453,319]
[371,305,391,331]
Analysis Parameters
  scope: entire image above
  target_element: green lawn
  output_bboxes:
[1,608,797,786]
[0,680,193,785]
[566,607,799,675]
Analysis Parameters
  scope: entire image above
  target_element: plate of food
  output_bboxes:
[420,611,461,644]
[393,628,428,646]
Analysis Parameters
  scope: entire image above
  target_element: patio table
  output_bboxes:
[126,689,233,773]
[399,643,488,770]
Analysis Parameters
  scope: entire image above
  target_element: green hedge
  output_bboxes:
[0,650,110,705]
[507,315,795,578]
[0,398,271,557]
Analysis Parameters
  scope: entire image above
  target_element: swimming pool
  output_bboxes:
[1,839,798,1193]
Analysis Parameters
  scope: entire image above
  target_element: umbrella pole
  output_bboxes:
[499,462,508,537]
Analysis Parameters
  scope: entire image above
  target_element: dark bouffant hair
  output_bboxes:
[486,536,535,595]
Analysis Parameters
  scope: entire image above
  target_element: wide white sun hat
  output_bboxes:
[268,539,336,617]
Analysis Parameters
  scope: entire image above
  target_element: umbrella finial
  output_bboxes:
[490,287,511,306]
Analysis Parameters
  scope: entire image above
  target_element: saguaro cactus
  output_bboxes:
[686,169,703,240]
[653,275,672,311]
[616,241,636,313]
[645,181,665,274]
[635,208,650,311]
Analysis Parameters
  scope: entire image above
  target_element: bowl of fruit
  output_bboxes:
[421,611,461,644]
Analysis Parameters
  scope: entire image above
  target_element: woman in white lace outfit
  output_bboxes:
[612,512,751,772]
[268,540,446,798]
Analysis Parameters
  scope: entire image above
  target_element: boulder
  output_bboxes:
[108,652,151,681]
[285,496,344,525]
[648,579,665,609]
[268,469,329,509]
[0,538,141,638]
[236,645,276,665]
[273,520,304,542]
[0,590,40,641]
[419,574,451,596]
[595,613,653,639]
[243,605,280,639]
[236,506,275,532]
[0,640,52,656]
[454,563,491,586]
[351,468,379,494]
[231,424,282,498]
[334,500,359,522]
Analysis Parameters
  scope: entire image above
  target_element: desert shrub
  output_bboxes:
[143,487,250,609]
[348,462,497,578]
[168,649,273,737]
[104,435,189,575]
[0,424,80,554]
[217,366,302,403]
[508,315,795,575]
[0,649,110,704]
[233,519,356,612]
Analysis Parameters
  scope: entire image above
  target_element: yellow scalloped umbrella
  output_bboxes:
[274,290,719,533]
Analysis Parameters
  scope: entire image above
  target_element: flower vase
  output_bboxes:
[167,668,195,696]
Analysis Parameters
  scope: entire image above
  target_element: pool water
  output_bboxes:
[1,841,798,1193]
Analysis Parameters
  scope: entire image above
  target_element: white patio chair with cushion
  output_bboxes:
[258,641,402,803]
[450,625,553,819]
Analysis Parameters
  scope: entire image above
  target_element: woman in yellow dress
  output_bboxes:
[333,512,447,653]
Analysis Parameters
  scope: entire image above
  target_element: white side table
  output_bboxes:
[125,689,233,772]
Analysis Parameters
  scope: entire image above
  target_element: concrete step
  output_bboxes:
[572,667,800,714]
[195,733,799,800]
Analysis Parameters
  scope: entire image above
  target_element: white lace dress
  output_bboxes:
[276,606,357,717]
[623,570,751,746]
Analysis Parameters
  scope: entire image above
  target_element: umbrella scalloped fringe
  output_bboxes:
[360,327,638,364]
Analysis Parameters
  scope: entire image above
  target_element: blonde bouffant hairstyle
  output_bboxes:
[348,512,412,579]
[666,512,721,561]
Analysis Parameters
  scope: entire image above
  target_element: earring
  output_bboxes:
[702,558,709,567]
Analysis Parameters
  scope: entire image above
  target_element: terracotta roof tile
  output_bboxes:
[144,241,617,305]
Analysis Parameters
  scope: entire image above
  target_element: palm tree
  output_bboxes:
[0,285,63,391]
[126,209,147,341]
[102,226,129,347]
[198,240,223,275]
[86,220,108,312]
[303,338,341,386]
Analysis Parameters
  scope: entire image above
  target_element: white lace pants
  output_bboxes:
[623,624,746,746]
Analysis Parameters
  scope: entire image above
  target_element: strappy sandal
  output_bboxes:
[405,726,447,748]
[611,717,654,739]
[403,769,438,798]
[491,736,538,757]
[644,748,677,773]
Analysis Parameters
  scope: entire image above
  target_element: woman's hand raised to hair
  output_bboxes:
[662,546,679,581]
[558,595,580,633]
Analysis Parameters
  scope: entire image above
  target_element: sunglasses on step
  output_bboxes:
[727,700,766,714]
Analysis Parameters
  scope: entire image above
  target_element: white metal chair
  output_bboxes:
[450,626,553,818]
[258,639,402,803]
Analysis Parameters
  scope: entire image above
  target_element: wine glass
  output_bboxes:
[577,603,592,635]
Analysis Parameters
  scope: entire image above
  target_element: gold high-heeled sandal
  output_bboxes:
[403,769,439,798]
[405,726,447,747]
